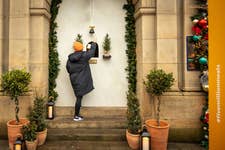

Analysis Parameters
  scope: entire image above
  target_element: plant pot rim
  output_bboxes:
[103,54,111,59]
[7,118,29,127]
[145,119,169,129]
[126,129,140,137]
[25,139,37,143]
[37,128,47,133]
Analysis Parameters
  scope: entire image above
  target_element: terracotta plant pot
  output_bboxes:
[126,129,140,150]
[7,118,29,150]
[25,139,38,150]
[145,119,169,150]
[37,128,47,146]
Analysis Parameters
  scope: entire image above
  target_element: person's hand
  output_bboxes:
[86,43,92,51]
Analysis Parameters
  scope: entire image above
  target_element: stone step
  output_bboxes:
[55,106,127,118]
[47,116,127,129]
[46,107,127,143]
[47,128,126,141]
[38,140,130,150]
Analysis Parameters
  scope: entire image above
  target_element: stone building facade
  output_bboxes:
[0,0,205,141]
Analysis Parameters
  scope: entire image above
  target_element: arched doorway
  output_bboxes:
[55,0,128,107]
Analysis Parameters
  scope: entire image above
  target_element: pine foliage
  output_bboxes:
[123,0,141,134]
[75,34,83,43]
[29,96,47,132]
[1,69,31,123]
[103,33,111,52]
[48,0,62,102]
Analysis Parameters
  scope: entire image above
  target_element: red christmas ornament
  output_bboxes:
[199,19,207,27]
[204,33,208,40]
[192,26,201,35]
[204,111,209,123]
[203,25,208,29]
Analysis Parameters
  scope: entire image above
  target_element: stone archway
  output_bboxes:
[55,0,128,107]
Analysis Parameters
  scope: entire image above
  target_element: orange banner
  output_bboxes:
[208,0,225,149]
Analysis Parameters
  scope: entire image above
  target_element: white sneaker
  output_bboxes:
[73,116,84,121]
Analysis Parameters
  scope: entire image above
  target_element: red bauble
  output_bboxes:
[199,19,207,27]
[204,33,208,40]
[204,111,209,123]
[203,25,208,29]
[192,26,201,35]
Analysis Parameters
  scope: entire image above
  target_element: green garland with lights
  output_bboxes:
[48,0,62,102]
[190,0,208,149]
[123,0,142,134]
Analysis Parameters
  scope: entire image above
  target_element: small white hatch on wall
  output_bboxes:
[55,0,127,107]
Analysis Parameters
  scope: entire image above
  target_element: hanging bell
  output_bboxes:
[89,26,95,34]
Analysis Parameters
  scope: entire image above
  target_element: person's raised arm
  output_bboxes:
[85,42,97,60]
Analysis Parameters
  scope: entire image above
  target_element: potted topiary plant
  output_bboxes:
[126,90,142,150]
[29,95,47,146]
[144,69,174,150]
[22,122,38,150]
[102,33,111,59]
[1,69,31,149]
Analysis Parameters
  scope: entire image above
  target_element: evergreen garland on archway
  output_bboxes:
[48,0,62,102]
[123,0,137,93]
[123,0,141,134]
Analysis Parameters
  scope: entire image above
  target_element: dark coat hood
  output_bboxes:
[68,52,83,62]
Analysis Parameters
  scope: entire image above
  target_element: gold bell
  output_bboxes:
[89,26,95,34]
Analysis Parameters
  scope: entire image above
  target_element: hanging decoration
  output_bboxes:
[190,0,208,149]
[102,33,112,59]
[88,0,98,64]
[89,0,95,35]
[89,26,95,34]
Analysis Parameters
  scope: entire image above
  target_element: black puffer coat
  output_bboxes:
[66,43,97,97]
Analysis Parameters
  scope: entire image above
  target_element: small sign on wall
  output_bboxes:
[89,58,97,64]
[186,36,198,71]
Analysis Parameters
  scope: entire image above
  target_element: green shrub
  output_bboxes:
[1,69,31,123]
[29,95,47,132]
[144,69,174,126]
[22,122,37,142]
[127,90,142,134]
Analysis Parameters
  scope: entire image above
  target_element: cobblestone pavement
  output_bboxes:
[0,140,205,150]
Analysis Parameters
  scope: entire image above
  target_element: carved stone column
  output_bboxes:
[29,0,51,95]
[134,0,157,120]
[182,0,201,91]
[0,0,3,76]
[156,0,180,91]
[8,0,30,70]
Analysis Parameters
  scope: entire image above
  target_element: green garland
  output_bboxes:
[123,0,141,134]
[48,0,62,102]
[123,0,137,93]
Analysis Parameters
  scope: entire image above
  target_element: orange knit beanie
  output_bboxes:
[73,41,83,51]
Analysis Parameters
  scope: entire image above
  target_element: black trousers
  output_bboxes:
[75,96,83,116]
